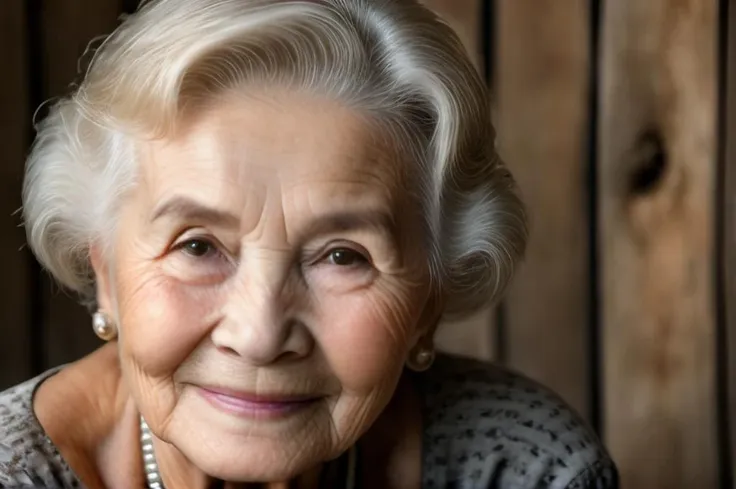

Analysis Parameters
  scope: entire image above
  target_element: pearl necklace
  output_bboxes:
[140,417,164,489]
[140,417,357,489]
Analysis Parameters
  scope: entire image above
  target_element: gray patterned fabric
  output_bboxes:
[0,367,77,488]
[0,355,617,488]
[416,356,618,489]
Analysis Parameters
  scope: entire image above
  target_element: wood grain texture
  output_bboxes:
[434,308,497,360]
[420,0,497,361]
[0,1,32,389]
[495,0,591,417]
[39,0,123,368]
[599,0,719,487]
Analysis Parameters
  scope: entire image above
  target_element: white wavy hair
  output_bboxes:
[22,0,527,318]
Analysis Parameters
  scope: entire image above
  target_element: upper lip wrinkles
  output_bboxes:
[198,385,320,403]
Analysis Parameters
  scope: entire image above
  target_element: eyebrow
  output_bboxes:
[304,209,398,245]
[150,196,241,227]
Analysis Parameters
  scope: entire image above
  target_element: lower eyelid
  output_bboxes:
[175,247,232,270]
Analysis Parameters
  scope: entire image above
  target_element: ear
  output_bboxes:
[411,289,446,349]
[89,243,114,315]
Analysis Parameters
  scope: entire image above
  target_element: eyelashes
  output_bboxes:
[175,238,221,259]
[169,234,373,274]
[323,247,370,267]
[162,229,379,292]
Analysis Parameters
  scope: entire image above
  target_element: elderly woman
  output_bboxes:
[0,0,617,488]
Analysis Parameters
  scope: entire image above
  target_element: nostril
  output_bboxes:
[216,344,239,356]
[275,350,303,363]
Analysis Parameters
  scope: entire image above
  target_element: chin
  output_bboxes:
[185,440,324,482]
[163,393,342,481]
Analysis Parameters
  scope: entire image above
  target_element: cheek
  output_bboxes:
[116,263,221,379]
[318,284,421,394]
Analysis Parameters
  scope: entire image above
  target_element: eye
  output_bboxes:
[163,233,233,284]
[325,248,369,267]
[177,238,217,258]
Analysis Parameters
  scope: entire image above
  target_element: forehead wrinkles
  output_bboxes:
[142,89,411,184]
[136,91,415,237]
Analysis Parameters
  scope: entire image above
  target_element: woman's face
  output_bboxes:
[94,90,433,481]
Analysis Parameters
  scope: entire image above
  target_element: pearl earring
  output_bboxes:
[92,311,118,341]
[407,345,436,372]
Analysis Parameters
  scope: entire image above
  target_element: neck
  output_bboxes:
[34,344,145,489]
[358,374,423,489]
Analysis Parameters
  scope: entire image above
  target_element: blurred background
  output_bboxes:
[0,0,734,488]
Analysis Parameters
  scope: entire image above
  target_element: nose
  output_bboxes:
[210,253,313,365]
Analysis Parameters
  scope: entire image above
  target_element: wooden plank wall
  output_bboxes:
[0,1,734,488]
[495,0,592,419]
[599,1,719,488]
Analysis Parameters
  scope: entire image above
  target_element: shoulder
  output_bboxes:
[0,369,78,488]
[416,354,619,489]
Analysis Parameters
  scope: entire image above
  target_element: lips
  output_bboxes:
[197,386,321,418]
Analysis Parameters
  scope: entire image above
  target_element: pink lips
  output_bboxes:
[198,386,319,419]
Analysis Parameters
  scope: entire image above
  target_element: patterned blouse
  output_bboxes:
[0,354,618,488]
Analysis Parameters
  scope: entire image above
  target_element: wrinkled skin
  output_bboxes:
[36,90,438,488]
